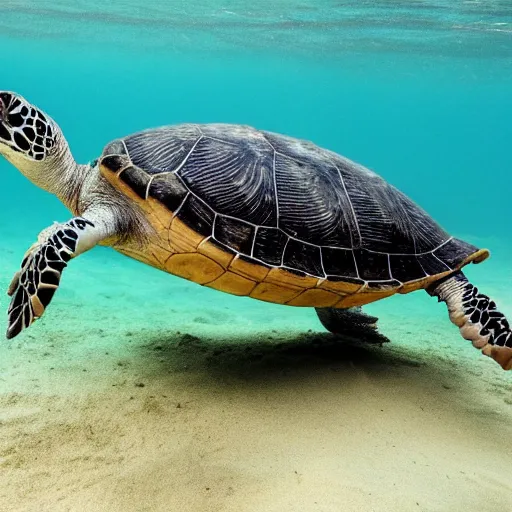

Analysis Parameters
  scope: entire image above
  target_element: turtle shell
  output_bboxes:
[98,124,488,308]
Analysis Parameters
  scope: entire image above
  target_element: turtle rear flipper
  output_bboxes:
[315,307,390,344]
[428,271,512,369]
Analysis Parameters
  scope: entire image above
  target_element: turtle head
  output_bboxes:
[0,91,57,163]
[0,91,79,198]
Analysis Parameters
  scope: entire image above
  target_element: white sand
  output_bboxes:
[1,231,511,512]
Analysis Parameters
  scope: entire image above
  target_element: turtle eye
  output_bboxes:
[0,92,12,111]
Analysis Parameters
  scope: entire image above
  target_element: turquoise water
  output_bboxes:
[2,2,512,234]
[2,4,512,510]
[1,2,511,328]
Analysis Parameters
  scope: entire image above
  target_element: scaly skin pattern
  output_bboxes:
[6,218,94,339]
[429,272,512,369]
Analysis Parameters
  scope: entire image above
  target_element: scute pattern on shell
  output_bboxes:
[101,124,480,288]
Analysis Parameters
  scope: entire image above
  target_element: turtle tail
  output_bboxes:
[427,271,512,370]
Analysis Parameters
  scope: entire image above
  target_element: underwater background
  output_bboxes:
[1,2,511,511]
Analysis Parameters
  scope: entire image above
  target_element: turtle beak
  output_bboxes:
[0,91,10,113]
[0,92,13,145]
[0,97,5,122]
[0,91,16,123]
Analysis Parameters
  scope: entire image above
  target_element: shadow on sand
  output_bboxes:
[132,327,457,387]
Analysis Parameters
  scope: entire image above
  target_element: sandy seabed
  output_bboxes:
[0,230,511,512]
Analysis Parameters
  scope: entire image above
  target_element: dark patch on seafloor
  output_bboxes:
[117,328,512,416]
[133,329,426,382]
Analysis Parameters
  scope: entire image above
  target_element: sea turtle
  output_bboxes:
[0,91,510,370]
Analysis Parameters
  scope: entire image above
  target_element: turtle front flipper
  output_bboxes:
[428,271,512,370]
[315,307,390,344]
[6,216,110,339]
